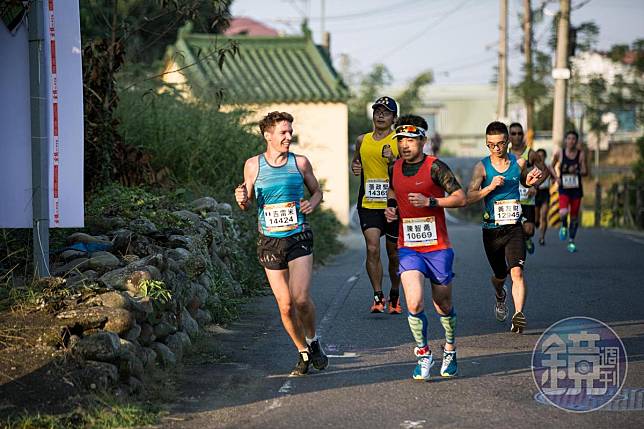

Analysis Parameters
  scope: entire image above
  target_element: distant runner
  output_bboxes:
[551,131,588,253]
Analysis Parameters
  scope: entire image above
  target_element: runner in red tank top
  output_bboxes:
[385,115,466,380]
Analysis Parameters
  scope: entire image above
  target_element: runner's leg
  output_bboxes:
[363,227,383,294]
[264,268,308,351]
[288,254,315,339]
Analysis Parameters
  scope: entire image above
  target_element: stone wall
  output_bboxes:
[49,196,247,394]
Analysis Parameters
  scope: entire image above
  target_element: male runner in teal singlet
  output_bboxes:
[235,111,328,376]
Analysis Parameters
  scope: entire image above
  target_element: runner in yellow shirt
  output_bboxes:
[351,97,401,314]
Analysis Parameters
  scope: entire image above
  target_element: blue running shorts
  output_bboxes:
[398,247,455,286]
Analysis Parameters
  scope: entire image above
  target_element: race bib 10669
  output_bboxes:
[403,216,438,247]
[494,199,522,225]
[562,174,579,189]
[264,201,298,232]
[365,178,389,202]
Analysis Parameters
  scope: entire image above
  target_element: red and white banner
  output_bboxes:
[0,0,84,228]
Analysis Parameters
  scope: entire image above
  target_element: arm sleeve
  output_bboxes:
[430,159,463,194]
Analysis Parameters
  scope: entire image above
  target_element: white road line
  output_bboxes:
[278,380,294,394]
[276,272,362,394]
[326,352,359,358]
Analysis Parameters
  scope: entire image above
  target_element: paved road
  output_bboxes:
[158,221,644,429]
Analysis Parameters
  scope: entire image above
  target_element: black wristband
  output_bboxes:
[387,198,398,208]
[427,197,438,208]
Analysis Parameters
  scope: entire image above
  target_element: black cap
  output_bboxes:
[372,96,398,115]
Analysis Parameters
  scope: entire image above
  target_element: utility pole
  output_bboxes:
[551,0,570,149]
[523,0,534,134]
[320,0,325,38]
[28,0,50,277]
[497,0,508,120]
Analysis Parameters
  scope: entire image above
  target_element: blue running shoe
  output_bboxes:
[526,238,535,255]
[440,350,458,377]
[412,346,434,381]
[559,226,568,241]
[567,241,577,253]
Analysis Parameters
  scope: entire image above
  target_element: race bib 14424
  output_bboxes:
[494,199,522,225]
[264,201,298,232]
[403,216,438,247]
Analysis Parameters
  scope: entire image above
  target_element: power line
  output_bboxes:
[307,0,426,21]
[379,0,474,58]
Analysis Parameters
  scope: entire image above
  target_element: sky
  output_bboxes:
[230,0,644,87]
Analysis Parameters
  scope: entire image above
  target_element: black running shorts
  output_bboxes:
[535,189,550,207]
[257,230,313,270]
[521,204,536,224]
[357,207,398,243]
[482,223,526,279]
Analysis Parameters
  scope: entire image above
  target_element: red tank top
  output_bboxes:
[393,156,450,253]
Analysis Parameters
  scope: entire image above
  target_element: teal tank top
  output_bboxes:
[254,153,306,238]
[482,154,522,229]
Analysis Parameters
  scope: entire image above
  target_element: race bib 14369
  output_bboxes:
[365,178,389,202]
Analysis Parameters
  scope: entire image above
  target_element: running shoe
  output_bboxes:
[538,237,545,246]
[370,295,385,313]
[388,294,402,314]
[526,238,535,254]
[495,286,509,322]
[510,311,527,334]
[440,350,458,377]
[559,226,568,241]
[308,340,329,370]
[567,241,577,253]
[289,350,311,376]
[412,345,434,381]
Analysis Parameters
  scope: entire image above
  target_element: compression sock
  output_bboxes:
[407,311,428,348]
[438,308,457,346]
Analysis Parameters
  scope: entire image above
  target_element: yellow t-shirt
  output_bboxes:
[359,131,399,209]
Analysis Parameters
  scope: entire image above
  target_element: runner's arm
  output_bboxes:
[235,157,258,211]
[551,149,561,180]
[430,159,466,208]
[385,186,398,222]
[297,155,323,214]
[519,157,543,188]
[351,134,365,176]
[530,150,550,184]
[466,162,492,205]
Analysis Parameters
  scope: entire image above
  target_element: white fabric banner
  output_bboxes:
[0,0,84,228]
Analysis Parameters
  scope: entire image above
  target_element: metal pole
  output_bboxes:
[28,0,50,277]
[551,0,570,149]
[497,0,508,120]
[320,0,325,40]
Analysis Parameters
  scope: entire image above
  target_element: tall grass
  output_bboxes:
[117,90,264,202]
[116,89,344,264]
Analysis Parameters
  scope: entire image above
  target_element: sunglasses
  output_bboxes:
[510,132,524,136]
[486,141,507,149]
[395,125,427,137]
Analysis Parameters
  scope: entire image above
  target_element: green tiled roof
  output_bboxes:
[166,26,349,103]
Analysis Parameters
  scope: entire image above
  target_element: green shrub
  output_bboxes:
[116,90,263,203]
